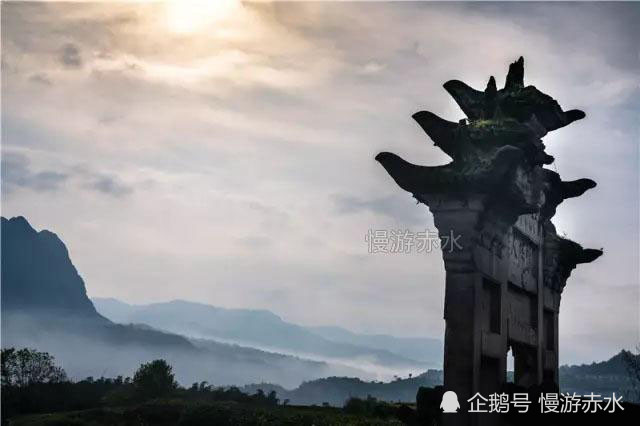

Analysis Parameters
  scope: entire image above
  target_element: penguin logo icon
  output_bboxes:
[440,391,460,413]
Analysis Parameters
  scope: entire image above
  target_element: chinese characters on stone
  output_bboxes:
[365,229,462,254]
[467,392,624,414]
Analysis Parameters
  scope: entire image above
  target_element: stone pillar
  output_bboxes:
[443,271,479,425]
[426,197,507,426]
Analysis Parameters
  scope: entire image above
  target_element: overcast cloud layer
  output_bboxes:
[2,1,638,365]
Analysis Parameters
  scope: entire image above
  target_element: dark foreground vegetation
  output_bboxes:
[1,348,405,425]
[2,348,640,425]
[8,401,406,426]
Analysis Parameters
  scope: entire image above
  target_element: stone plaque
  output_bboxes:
[507,228,539,292]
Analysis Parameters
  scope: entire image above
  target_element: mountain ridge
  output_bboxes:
[1,216,104,319]
[239,350,638,405]
[92,297,441,370]
[0,216,371,387]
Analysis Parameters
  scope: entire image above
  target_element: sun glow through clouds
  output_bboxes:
[165,0,240,34]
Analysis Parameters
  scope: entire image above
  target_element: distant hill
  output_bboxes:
[559,350,639,401]
[242,370,444,406]
[92,298,437,372]
[237,351,639,406]
[0,216,367,387]
[560,350,638,376]
[309,325,442,366]
[1,216,104,319]
[1,215,192,348]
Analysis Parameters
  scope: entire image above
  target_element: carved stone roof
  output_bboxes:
[376,57,602,291]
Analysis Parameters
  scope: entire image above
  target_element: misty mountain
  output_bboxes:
[559,350,639,401]
[237,351,638,406]
[242,370,444,406]
[1,216,104,319]
[93,297,435,371]
[3,308,355,388]
[309,325,442,366]
[0,216,369,387]
[560,350,638,376]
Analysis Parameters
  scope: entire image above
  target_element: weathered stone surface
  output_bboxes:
[543,222,603,292]
[504,56,525,89]
[439,57,585,131]
[540,170,597,220]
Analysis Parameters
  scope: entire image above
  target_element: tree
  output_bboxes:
[1,347,67,387]
[267,390,279,406]
[132,359,177,399]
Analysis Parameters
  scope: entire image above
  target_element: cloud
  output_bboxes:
[87,175,133,197]
[358,61,386,75]
[1,152,134,198]
[60,43,82,68]
[29,73,53,86]
[237,236,273,250]
[332,194,428,226]
[1,152,68,193]
[69,165,135,198]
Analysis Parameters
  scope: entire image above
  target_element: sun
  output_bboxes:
[165,0,240,34]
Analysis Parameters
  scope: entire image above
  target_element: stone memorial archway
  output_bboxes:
[376,57,602,426]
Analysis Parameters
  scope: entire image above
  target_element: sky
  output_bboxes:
[1,1,638,365]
